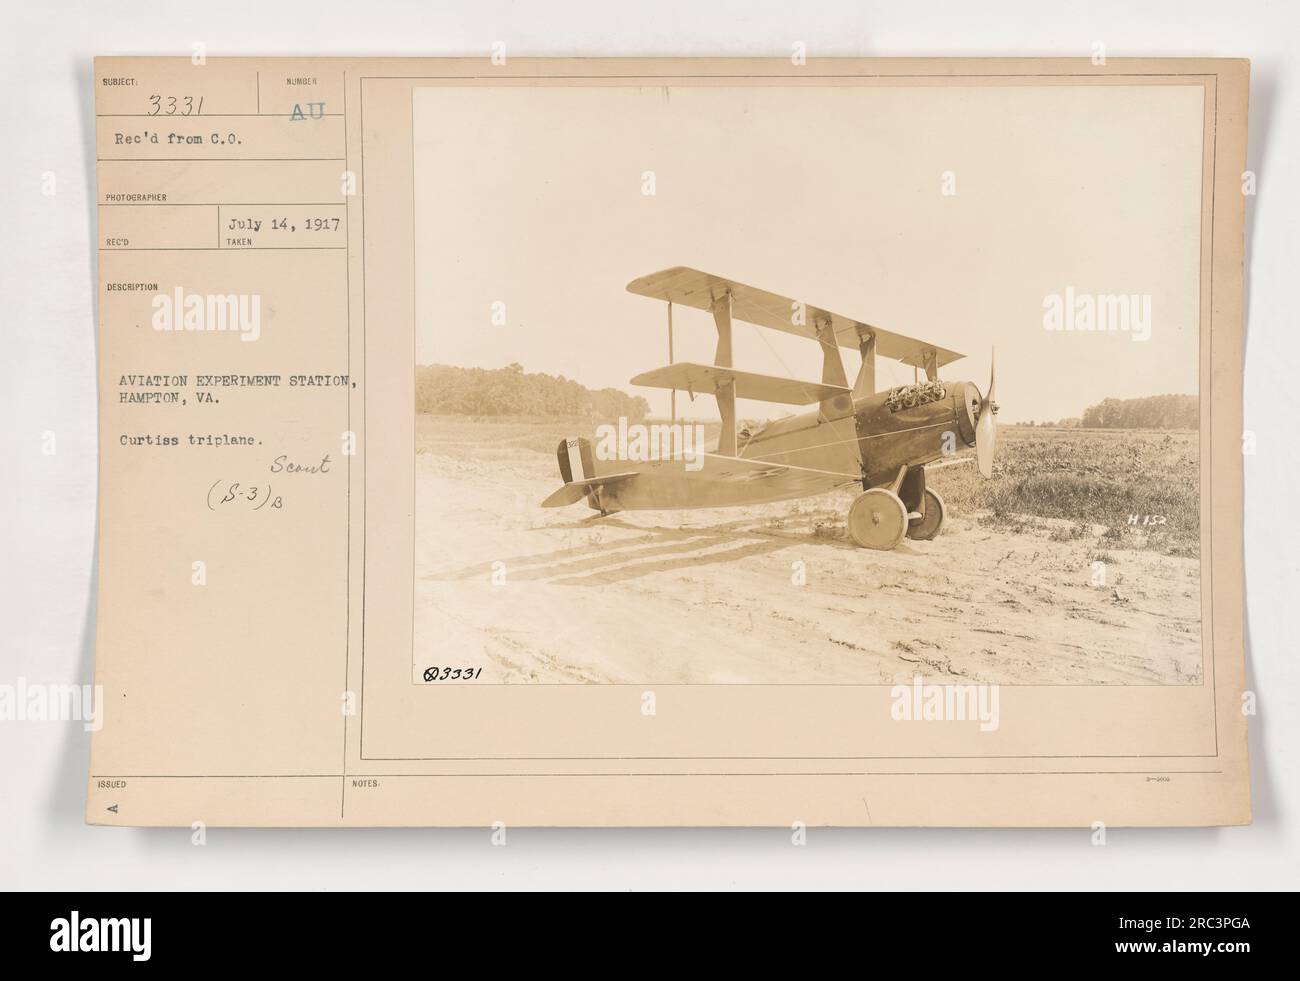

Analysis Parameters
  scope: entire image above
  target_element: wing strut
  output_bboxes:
[667,301,676,424]
[922,347,939,381]
[711,290,737,456]
[815,314,850,421]
[853,328,877,398]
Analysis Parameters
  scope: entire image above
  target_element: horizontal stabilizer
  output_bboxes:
[541,472,638,508]
[627,266,964,369]
[630,362,850,406]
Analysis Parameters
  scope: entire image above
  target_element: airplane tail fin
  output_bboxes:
[556,436,595,484]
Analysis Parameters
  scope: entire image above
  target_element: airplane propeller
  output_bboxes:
[976,350,998,478]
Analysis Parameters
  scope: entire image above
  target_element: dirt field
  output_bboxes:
[414,416,1203,685]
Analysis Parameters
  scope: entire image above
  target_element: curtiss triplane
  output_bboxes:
[542,267,998,550]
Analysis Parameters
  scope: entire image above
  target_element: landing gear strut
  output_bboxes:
[906,487,946,541]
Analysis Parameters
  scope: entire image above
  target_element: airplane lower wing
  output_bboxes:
[590,453,860,510]
[695,453,859,494]
[541,451,859,512]
[698,452,854,480]
[924,455,976,471]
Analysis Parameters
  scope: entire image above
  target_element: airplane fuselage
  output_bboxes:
[743,379,982,487]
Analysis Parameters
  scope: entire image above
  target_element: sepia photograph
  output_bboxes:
[413,83,1205,685]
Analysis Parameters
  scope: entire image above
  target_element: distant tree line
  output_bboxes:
[415,362,650,421]
[1079,394,1197,430]
[1024,394,1197,430]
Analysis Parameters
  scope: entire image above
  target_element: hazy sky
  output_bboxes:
[414,83,1203,423]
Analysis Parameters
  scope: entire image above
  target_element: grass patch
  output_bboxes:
[928,427,1199,556]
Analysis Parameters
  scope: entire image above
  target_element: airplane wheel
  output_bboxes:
[906,488,946,541]
[847,488,908,550]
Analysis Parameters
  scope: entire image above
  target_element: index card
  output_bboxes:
[89,56,1251,827]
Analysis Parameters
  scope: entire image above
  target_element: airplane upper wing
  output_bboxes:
[626,266,964,369]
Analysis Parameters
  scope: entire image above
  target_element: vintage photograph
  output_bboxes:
[413,83,1205,686]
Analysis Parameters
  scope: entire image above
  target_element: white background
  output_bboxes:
[1,0,1296,890]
